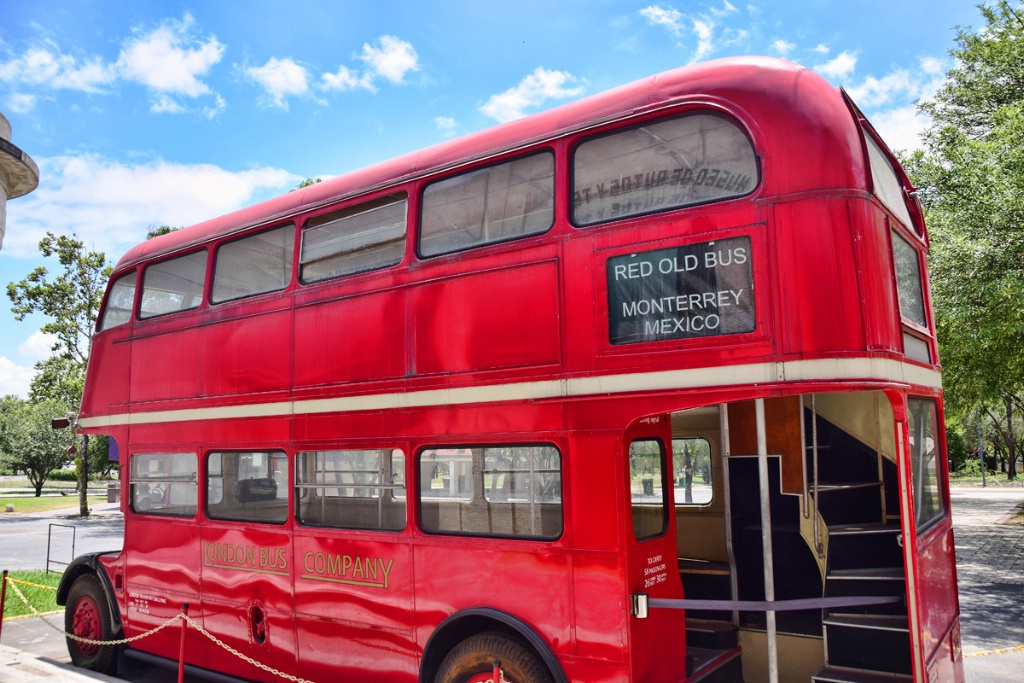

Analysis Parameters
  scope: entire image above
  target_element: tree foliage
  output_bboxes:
[7,233,111,378]
[0,396,76,496]
[906,1,1024,477]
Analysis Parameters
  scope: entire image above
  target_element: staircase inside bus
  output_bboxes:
[807,406,910,683]
[673,396,911,683]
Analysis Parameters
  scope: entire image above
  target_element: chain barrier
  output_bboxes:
[2,574,314,683]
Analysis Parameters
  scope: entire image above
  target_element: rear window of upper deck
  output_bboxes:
[572,113,759,226]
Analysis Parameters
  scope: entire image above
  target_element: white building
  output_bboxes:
[0,112,40,251]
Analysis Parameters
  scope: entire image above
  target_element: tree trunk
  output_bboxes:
[1005,399,1017,480]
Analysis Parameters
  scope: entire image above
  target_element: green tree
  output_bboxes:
[7,232,111,389]
[146,225,179,239]
[293,177,322,191]
[0,396,76,496]
[906,2,1024,477]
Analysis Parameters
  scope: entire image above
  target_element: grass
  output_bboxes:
[0,494,106,515]
[2,569,61,619]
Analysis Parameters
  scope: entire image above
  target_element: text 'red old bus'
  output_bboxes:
[58,56,962,683]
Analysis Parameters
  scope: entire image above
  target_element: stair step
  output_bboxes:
[828,523,900,536]
[812,666,911,683]
[686,618,738,649]
[828,567,903,581]
[814,481,882,492]
[824,613,909,633]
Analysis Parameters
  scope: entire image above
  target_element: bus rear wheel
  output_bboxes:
[435,632,553,683]
[65,574,118,674]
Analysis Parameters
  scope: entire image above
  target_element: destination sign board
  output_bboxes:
[607,236,755,345]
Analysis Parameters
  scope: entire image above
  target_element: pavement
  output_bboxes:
[1,488,1023,682]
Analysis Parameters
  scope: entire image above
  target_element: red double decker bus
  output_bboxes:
[59,56,962,683]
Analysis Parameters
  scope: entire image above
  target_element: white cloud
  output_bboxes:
[640,2,746,62]
[1,154,300,261]
[245,58,311,109]
[692,19,716,61]
[813,44,830,55]
[815,50,858,79]
[870,105,930,153]
[709,1,739,18]
[771,39,796,57]
[18,331,58,360]
[0,41,116,94]
[434,116,456,130]
[321,64,370,92]
[479,67,587,123]
[0,356,35,399]
[321,35,419,94]
[920,56,944,75]
[846,70,914,107]
[641,6,685,36]
[360,36,419,84]
[0,14,223,114]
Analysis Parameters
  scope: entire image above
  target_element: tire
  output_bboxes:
[435,632,553,683]
[64,574,119,674]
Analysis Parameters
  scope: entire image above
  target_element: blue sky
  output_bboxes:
[0,0,990,397]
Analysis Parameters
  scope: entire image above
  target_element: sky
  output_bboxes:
[0,0,991,398]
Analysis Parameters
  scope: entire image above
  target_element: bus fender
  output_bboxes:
[55,552,123,632]
[421,607,567,683]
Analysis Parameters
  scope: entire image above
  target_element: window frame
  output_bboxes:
[418,150,556,258]
[129,451,199,518]
[416,443,564,541]
[672,436,715,507]
[907,397,946,532]
[205,450,290,525]
[98,270,138,331]
[570,110,760,229]
[629,437,670,541]
[295,448,407,532]
[210,222,296,305]
[299,192,409,285]
[138,249,210,321]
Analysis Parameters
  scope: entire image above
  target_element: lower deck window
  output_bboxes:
[207,451,288,524]
[418,445,562,539]
[630,438,669,540]
[296,449,406,531]
[130,452,198,517]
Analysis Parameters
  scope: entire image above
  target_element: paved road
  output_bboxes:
[0,502,124,573]
[2,487,1023,682]
[949,487,1024,682]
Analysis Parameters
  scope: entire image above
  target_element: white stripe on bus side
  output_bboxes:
[78,356,940,429]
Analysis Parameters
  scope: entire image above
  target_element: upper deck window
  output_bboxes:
[892,231,926,327]
[866,134,915,231]
[98,271,137,331]
[572,113,758,226]
[420,151,554,257]
[212,223,294,304]
[139,250,208,319]
[300,193,407,283]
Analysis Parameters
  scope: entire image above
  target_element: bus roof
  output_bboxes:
[114,56,860,272]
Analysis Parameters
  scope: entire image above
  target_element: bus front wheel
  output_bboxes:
[435,632,553,683]
[65,574,118,674]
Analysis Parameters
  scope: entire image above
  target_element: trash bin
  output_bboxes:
[642,478,654,495]
[107,482,120,503]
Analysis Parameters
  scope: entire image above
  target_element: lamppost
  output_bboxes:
[52,413,90,516]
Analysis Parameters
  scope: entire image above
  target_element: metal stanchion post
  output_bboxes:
[178,603,189,683]
[0,570,8,641]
